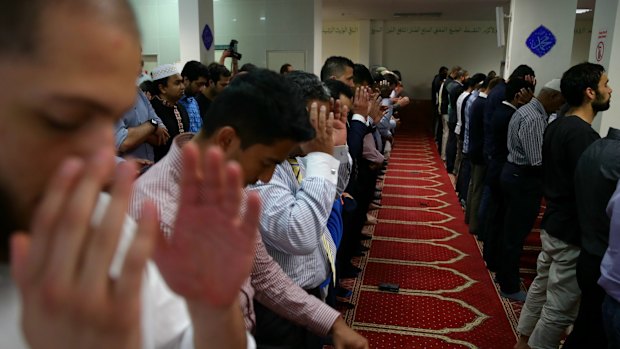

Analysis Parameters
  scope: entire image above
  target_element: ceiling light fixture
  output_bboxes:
[576,8,592,14]
[393,12,442,18]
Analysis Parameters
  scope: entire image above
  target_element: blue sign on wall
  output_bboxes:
[526,25,556,57]
[202,24,213,50]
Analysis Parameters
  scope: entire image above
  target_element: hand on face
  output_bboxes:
[300,102,335,155]
[11,151,158,349]
[352,87,370,116]
[368,93,383,124]
[331,99,349,146]
[154,143,258,307]
[516,88,534,106]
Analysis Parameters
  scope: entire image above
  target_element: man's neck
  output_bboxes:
[159,94,179,106]
[567,104,596,124]
[204,89,217,101]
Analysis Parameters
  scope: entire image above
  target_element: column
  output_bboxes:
[504,0,578,88]
[179,0,215,65]
[588,0,620,136]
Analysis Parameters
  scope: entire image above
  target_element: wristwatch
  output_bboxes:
[148,119,158,133]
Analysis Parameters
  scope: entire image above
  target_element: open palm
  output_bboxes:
[155,144,259,307]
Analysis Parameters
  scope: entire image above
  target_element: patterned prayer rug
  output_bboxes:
[340,124,519,349]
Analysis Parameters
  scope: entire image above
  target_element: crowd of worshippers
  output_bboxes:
[111,53,411,348]
[431,62,619,349]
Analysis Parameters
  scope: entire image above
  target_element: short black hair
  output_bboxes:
[285,71,330,103]
[324,79,354,100]
[439,66,449,74]
[139,80,155,95]
[353,64,373,86]
[280,63,292,74]
[467,73,486,89]
[505,78,534,102]
[392,70,402,81]
[181,60,208,82]
[240,63,257,73]
[320,56,355,82]
[206,62,231,83]
[153,77,169,95]
[509,64,535,80]
[200,68,314,148]
[0,0,139,58]
[561,62,606,107]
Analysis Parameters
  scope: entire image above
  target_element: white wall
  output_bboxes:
[571,20,593,66]
[588,0,620,136]
[323,20,505,99]
[505,0,577,94]
[214,0,317,73]
[129,0,181,65]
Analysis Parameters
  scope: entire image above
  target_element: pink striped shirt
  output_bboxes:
[129,133,340,336]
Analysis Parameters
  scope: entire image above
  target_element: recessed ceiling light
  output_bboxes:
[576,8,592,14]
[260,16,266,21]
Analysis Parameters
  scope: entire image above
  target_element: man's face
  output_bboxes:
[213,75,231,96]
[185,76,207,96]
[223,137,298,185]
[162,74,185,102]
[0,9,140,237]
[336,66,354,88]
[593,73,612,113]
[339,94,353,111]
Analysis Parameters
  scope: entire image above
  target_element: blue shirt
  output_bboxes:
[178,95,203,133]
[114,90,164,162]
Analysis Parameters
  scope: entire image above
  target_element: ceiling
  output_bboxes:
[323,0,597,21]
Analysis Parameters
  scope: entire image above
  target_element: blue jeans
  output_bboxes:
[602,294,620,349]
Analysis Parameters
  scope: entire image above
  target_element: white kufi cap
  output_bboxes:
[151,64,179,80]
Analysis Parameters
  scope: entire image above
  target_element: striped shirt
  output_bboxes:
[248,152,339,290]
[507,98,547,166]
[129,133,340,336]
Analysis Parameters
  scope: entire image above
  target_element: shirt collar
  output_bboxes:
[502,100,518,111]
[351,113,369,125]
[155,95,178,108]
[529,97,547,116]
[607,128,620,140]
[165,133,196,182]
[479,92,488,98]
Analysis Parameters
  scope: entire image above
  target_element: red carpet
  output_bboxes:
[342,114,518,348]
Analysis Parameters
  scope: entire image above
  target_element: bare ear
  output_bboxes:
[214,126,237,152]
[585,87,597,102]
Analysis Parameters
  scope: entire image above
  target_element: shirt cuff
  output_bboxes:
[332,145,350,164]
[302,152,339,186]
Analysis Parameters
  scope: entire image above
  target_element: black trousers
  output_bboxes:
[496,163,543,293]
[254,288,323,349]
[446,121,457,173]
[563,250,608,349]
[482,160,506,272]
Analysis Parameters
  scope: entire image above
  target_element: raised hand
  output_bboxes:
[332,99,349,146]
[154,143,259,308]
[11,151,158,349]
[300,102,335,155]
[368,93,383,124]
[352,86,370,116]
[516,87,534,106]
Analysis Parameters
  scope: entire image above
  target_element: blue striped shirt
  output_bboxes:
[507,98,547,166]
[248,152,339,289]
